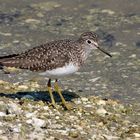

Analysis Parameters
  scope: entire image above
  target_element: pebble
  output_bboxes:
[73,99,82,104]
[103,134,119,140]
[81,97,88,102]
[91,134,97,140]
[110,51,121,56]
[101,9,115,15]
[43,106,49,110]
[129,54,136,58]
[96,100,106,105]
[17,85,28,90]
[13,40,20,44]
[22,95,35,100]
[89,77,100,83]
[0,93,138,139]
[0,121,2,126]
[0,80,8,84]
[0,129,3,134]
[26,112,35,118]
[0,136,8,140]
[25,19,41,24]
[96,107,107,116]
[0,32,12,36]
[55,116,60,120]
[133,133,140,138]
[7,102,21,115]
[84,104,93,108]
[13,127,20,133]
[0,112,6,116]
[49,124,63,129]
[26,117,46,128]
[69,131,79,138]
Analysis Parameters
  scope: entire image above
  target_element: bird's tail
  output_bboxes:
[0,54,19,69]
[0,62,3,69]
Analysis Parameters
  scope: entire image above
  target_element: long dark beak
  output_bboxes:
[97,46,112,57]
[94,42,112,57]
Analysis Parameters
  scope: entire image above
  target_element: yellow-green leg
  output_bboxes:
[54,79,73,110]
[47,79,57,108]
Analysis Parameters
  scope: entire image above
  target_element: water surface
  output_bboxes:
[0,0,140,105]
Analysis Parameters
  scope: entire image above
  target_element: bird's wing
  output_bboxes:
[0,41,71,71]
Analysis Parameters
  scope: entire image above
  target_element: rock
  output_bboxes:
[31,2,61,11]
[43,106,49,110]
[22,95,35,100]
[26,117,46,128]
[7,102,21,115]
[13,126,20,133]
[69,131,79,138]
[81,97,88,102]
[25,112,36,118]
[0,121,2,126]
[129,54,136,58]
[96,99,106,106]
[0,129,3,134]
[102,134,119,140]
[55,116,59,120]
[0,112,6,116]
[96,107,107,116]
[101,9,115,15]
[0,136,8,140]
[17,85,28,90]
[0,32,12,36]
[25,19,41,24]
[89,77,100,83]
[133,133,140,138]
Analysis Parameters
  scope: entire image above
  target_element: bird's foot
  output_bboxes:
[62,102,73,110]
[49,102,58,109]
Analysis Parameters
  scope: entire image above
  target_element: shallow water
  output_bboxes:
[0,0,140,104]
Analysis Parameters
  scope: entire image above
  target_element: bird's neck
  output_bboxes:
[82,45,93,61]
[77,39,92,60]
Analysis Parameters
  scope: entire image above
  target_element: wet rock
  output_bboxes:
[0,11,20,24]
[96,30,116,47]
[136,41,140,47]
[89,77,100,83]
[31,2,61,11]
[101,9,115,15]
[22,95,35,100]
[25,19,41,24]
[0,32,12,36]
[129,54,136,58]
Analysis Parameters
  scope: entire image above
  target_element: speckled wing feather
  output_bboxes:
[0,40,74,71]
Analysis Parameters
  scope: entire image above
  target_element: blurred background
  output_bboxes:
[0,0,140,105]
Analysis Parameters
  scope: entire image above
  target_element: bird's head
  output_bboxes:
[79,31,112,57]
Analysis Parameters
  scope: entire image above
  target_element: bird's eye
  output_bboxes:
[87,40,91,44]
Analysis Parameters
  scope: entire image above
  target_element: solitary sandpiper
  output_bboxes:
[0,32,112,110]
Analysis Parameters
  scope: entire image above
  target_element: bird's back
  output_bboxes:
[0,39,81,71]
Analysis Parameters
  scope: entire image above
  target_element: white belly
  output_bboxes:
[39,63,79,78]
